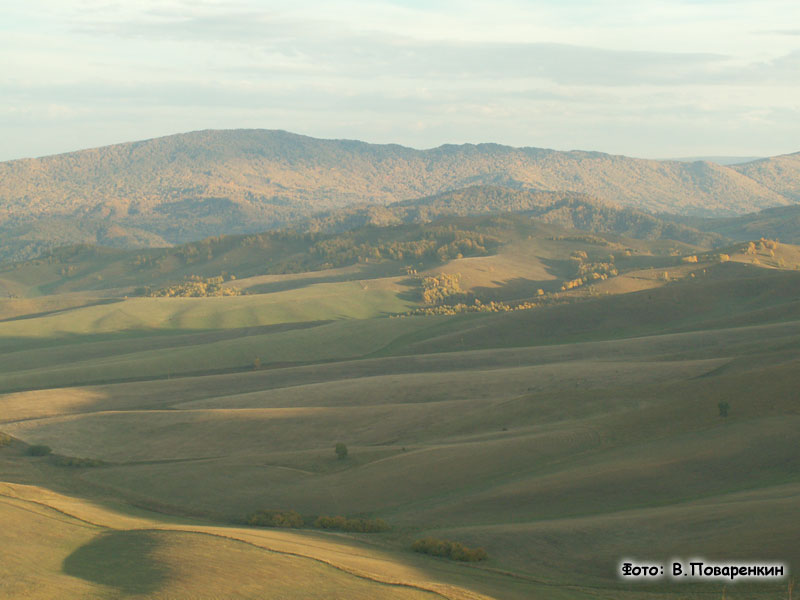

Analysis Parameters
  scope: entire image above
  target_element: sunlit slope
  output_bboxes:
[0,483,476,600]
[0,227,644,389]
[0,279,411,338]
[2,249,800,388]
[392,263,800,354]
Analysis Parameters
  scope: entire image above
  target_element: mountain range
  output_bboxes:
[0,129,798,261]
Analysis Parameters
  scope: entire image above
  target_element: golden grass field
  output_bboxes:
[1,234,798,599]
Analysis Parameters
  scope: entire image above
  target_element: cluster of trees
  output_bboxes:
[547,234,610,246]
[246,510,305,528]
[313,515,390,532]
[132,254,165,269]
[418,273,468,305]
[14,442,99,467]
[401,297,544,317]
[760,238,780,251]
[137,275,240,297]
[561,251,618,291]
[741,238,779,258]
[411,537,488,562]
[560,278,584,290]
[245,509,391,533]
[175,243,213,264]
[311,228,499,268]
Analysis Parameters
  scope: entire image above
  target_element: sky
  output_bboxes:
[1,0,799,161]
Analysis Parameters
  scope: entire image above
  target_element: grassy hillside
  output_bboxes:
[0,216,506,296]
[0,129,794,260]
[1,212,708,299]
[1,286,797,599]
[1,224,798,598]
[0,481,472,600]
[692,204,800,243]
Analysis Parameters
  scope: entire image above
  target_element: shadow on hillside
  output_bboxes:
[0,320,332,358]
[244,261,405,294]
[0,298,124,324]
[62,530,168,595]
[464,256,570,301]
[396,277,424,303]
[537,256,576,279]
[470,277,562,301]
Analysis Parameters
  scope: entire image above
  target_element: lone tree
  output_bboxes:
[335,443,348,460]
[27,444,52,456]
[718,401,730,418]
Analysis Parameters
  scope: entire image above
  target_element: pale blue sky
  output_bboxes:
[1,0,799,160]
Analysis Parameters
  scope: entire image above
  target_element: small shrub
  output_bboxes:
[412,537,488,562]
[718,401,730,418]
[314,515,390,533]
[335,443,348,460]
[27,444,52,456]
[246,509,304,528]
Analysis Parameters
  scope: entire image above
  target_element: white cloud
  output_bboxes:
[1,0,798,160]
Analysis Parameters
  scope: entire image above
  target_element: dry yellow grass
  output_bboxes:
[3,241,800,599]
[0,483,471,600]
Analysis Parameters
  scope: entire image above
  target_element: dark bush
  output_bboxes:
[314,515,390,533]
[335,443,348,460]
[412,537,488,562]
[27,444,52,456]
[246,510,304,528]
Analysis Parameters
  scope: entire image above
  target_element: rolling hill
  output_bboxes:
[0,129,797,261]
[305,186,725,248]
[0,211,713,302]
[1,233,798,599]
[689,204,800,243]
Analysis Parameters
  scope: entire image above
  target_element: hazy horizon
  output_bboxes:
[0,127,785,164]
[2,0,799,162]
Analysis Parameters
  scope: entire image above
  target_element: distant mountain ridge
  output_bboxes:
[304,186,725,248]
[687,204,800,243]
[0,129,797,260]
[667,156,763,166]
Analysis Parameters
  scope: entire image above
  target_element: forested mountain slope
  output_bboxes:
[0,130,794,260]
